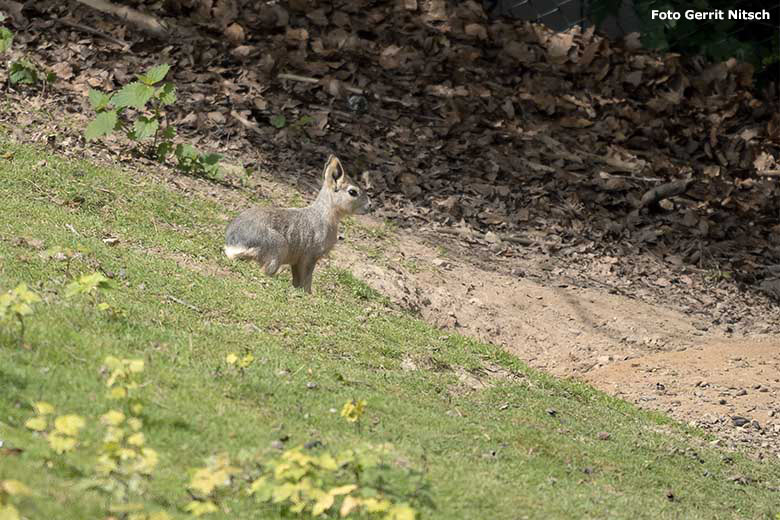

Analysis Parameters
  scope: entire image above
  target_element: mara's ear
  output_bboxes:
[322,155,344,190]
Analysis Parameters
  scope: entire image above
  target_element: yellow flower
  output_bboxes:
[340,399,366,423]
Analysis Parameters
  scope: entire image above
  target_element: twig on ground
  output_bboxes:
[639,178,693,210]
[166,294,201,313]
[74,0,168,39]
[230,110,263,136]
[54,18,130,50]
[278,73,409,106]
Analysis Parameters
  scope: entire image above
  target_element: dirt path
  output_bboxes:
[332,217,780,459]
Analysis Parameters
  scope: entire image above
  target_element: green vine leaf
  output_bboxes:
[111,82,155,110]
[156,83,177,105]
[88,89,112,111]
[0,27,13,53]
[132,116,160,140]
[64,272,113,298]
[138,64,171,85]
[270,115,287,129]
[85,111,118,141]
[9,60,38,85]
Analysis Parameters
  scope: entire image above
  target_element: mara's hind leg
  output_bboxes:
[292,259,317,293]
[263,257,282,276]
[255,239,288,278]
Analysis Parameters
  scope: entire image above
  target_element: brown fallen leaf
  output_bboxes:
[208,111,226,124]
[224,23,245,45]
[559,116,593,129]
[464,23,487,40]
[286,27,309,43]
[379,45,403,70]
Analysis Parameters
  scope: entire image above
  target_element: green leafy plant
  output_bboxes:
[0,283,42,346]
[174,143,221,177]
[103,356,146,409]
[180,443,429,518]
[85,63,174,146]
[9,59,39,85]
[185,453,240,517]
[248,444,423,519]
[24,401,86,454]
[91,407,160,509]
[23,359,166,518]
[290,115,313,131]
[0,16,54,87]
[0,16,13,54]
[42,244,91,275]
[0,479,33,520]
[64,272,112,297]
[269,114,287,129]
[81,357,163,517]
[85,64,222,176]
[64,271,127,317]
[65,271,113,307]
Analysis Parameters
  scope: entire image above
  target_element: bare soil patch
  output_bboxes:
[333,217,780,459]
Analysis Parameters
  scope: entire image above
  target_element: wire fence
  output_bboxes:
[487,0,589,32]
[486,0,780,82]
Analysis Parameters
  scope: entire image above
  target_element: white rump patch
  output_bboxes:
[225,245,250,259]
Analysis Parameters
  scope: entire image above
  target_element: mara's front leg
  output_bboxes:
[291,261,307,291]
[301,259,318,293]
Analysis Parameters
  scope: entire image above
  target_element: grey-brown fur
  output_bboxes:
[225,155,371,293]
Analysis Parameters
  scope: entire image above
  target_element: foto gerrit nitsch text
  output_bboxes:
[651,9,770,21]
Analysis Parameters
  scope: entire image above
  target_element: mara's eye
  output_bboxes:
[348,188,358,197]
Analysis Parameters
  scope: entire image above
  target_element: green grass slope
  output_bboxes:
[0,140,778,519]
